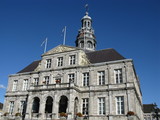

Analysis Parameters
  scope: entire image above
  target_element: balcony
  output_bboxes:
[29,82,75,91]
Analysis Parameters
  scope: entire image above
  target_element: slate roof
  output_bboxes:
[86,48,125,63]
[17,48,125,73]
[143,104,160,113]
[17,60,41,73]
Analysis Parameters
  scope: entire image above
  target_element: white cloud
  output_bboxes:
[0,84,6,89]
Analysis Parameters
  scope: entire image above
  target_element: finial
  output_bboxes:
[85,4,89,15]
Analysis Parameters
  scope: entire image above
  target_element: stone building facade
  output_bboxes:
[3,11,144,120]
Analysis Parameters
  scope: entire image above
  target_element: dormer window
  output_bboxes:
[57,57,63,67]
[69,55,76,65]
[46,59,52,68]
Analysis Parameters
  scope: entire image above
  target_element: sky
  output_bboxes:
[0,0,160,107]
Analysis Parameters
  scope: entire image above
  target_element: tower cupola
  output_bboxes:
[75,7,96,51]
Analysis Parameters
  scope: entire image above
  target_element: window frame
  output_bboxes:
[57,57,63,67]
[69,55,76,65]
[116,96,124,115]
[98,97,105,115]
[98,71,105,85]
[114,69,123,84]
[46,59,52,68]
[68,73,75,83]
[83,72,89,86]
[34,78,39,86]
[22,79,28,91]
[82,98,89,115]
[9,101,14,114]
[12,80,18,91]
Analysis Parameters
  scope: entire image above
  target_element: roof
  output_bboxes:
[17,60,41,73]
[143,104,160,113]
[17,48,125,73]
[86,48,125,63]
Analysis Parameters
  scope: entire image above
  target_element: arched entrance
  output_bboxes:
[32,97,40,113]
[59,96,68,113]
[45,96,53,113]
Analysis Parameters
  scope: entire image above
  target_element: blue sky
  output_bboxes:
[0,0,159,107]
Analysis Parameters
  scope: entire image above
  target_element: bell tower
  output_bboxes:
[75,5,96,51]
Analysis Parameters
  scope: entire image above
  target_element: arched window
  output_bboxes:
[84,21,87,27]
[88,21,90,27]
[45,96,53,113]
[59,96,68,113]
[80,41,84,48]
[32,97,40,113]
[87,41,93,48]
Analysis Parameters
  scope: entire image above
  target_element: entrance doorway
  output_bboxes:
[32,97,40,113]
[59,96,68,113]
[45,96,53,113]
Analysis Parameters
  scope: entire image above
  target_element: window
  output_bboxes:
[12,80,18,91]
[98,97,105,115]
[46,59,52,68]
[34,78,39,86]
[114,69,123,83]
[80,41,84,48]
[22,79,28,91]
[19,101,25,114]
[69,55,76,65]
[116,96,124,114]
[83,72,89,86]
[9,101,14,114]
[87,41,93,48]
[57,57,63,67]
[82,98,89,115]
[68,73,75,82]
[44,76,49,85]
[98,71,105,85]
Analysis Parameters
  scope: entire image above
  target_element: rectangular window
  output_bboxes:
[83,72,89,86]
[34,78,39,86]
[22,79,28,91]
[82,98,89,115]
[68,73,75,82]
[114,69,123,83]
[69,55,76,65]
[12,80,18,91]
[98,71,105,85]
[44,76,50,85]
[9,101,14,114]
[116,96,124,114]
[46,59,52,68]
[57,57,63,67]
[19,101,25,114]
[98,97,105,115]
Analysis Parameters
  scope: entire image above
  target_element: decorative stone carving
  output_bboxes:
[44,45,76,55]
[34,62,41,72]
[79,51,90,65]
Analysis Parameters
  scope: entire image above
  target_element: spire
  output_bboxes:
[75,4,96,51]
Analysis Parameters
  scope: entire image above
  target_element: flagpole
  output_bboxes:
[63,26,66,45]
[44,38,47,53]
